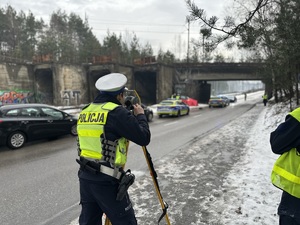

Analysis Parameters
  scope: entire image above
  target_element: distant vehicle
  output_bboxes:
[157,99,190,118]
[208,96,227,108]
[217,95,230,106]
[180,95,198,106]
[226,95,237,103]
[0,103,78,149]
[141,104,153,122]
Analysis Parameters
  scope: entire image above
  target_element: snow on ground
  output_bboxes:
[213,101,289,225]
[70,94,298,225]
[129,95,296,225]
[127,98,287,225]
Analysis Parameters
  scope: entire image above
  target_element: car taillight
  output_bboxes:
[0,120,3,123]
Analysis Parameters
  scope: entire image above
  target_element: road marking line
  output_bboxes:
[164,121,178,126]
[193,114,202,118]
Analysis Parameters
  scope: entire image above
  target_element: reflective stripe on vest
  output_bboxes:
[271,107,300,198]
[77,102,128,167]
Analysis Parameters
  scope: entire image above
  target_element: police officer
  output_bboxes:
[270,107,300,225]
[262,94,268,106]
[76,73,151,225]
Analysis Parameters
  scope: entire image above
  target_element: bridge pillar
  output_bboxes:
[198,81,211,103]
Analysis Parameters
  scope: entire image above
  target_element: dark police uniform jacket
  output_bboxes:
[270,111,300,219]
[78,93,151,181]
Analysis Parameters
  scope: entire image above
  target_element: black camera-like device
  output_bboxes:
[124,96,139,110]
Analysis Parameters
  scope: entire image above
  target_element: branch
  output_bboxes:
[186,0,270,37]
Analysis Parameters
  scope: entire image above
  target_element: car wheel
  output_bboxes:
[7,131,26,149]
[147,113,153,122]
[158,115,162,118]
[70,124,78,136]
[186,109,190,115]
[177,110,180,117]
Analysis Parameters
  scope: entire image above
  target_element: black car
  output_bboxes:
[228,95,237,103]
[141,104,154,122]
[0,103,78,149]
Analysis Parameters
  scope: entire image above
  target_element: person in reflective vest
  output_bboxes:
[270,107,300,225]
[262,94,268,106]
[76,73,151,225]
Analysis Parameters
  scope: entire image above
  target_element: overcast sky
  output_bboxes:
[1,0,235,59]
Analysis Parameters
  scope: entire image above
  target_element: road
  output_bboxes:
[0,91,264,225]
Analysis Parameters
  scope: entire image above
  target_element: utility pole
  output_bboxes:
[186,16,191,64]
[186,15,196,64]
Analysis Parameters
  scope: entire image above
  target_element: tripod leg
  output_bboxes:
[104,217,112,225]
[142,146,171,225]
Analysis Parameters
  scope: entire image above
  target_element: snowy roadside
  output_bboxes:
[212,101,289,225]
[127,101,291,225]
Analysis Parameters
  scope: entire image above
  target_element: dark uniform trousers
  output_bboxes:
[78,170,137,225]
[277,192,300,225]
[280,215,300,225]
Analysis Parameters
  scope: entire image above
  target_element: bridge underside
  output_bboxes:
[178,72,264,81]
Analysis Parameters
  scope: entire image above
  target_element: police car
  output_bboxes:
[157,99,190,118]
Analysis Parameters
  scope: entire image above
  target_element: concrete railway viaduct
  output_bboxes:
[0,61,269,106]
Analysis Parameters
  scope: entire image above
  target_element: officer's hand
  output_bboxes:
[133,104,144,116]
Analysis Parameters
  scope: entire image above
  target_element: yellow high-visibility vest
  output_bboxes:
[77,102,127,167]
[271,107,300,198]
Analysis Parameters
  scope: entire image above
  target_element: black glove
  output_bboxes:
[116,169,135,201]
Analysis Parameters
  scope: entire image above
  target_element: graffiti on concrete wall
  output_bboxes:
[61,90,81,106]
[35,91,53,105]
[0,90,35,105]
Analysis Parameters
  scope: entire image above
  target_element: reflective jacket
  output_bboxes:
[77,102,128,167]
[271,107,300,198]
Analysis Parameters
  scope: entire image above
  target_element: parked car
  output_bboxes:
[141,104,154,122]
[157,99,190,118]
[0,103,78,149]
[208,96,227,108]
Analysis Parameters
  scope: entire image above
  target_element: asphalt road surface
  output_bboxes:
[0,91,264,225]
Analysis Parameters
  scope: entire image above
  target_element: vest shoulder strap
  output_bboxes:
[101,102,119,111]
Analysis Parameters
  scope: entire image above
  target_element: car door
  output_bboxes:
[18,106,52,141]
[40,106,74,136]
[2,108,23,134]
[179,102,189,115]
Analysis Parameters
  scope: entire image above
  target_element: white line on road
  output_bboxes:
[164,121,178,126]
[193,114,202,118]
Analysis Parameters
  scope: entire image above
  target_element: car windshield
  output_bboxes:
[160,101,174,105]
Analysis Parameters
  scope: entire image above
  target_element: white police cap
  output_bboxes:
[95,73,127,93]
